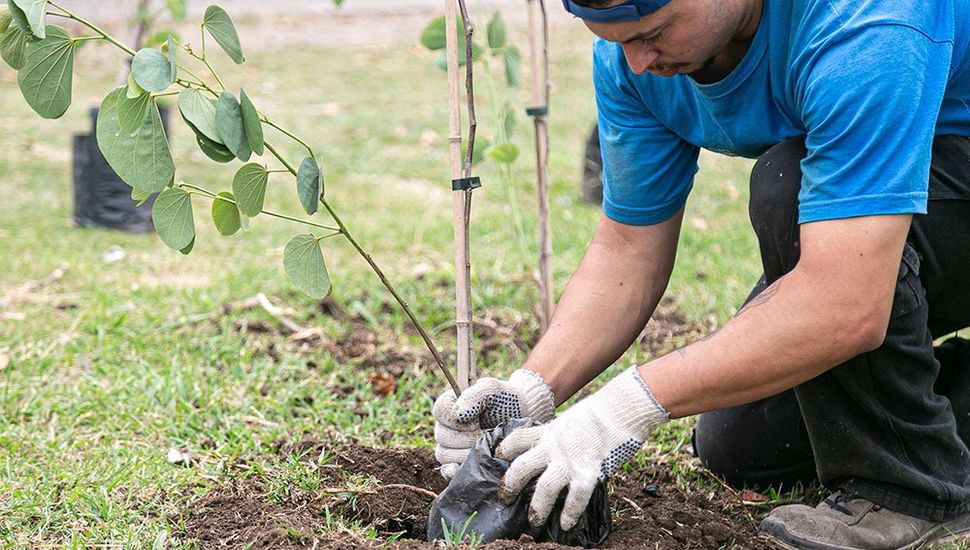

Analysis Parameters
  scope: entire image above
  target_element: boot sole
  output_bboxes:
[760,514,970,550]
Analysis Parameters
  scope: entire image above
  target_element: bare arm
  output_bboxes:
[641,214,912,418]
[524,209,684,405]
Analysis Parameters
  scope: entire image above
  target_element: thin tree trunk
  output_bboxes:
[528,0,555,334]
[445,0,474,391]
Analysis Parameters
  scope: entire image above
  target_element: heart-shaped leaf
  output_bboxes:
[211,191,241,236]
[0,24,30,70]
[132,47,174,92]
[7,2,28,35]
[488,142,519,164]
[118,91,151,133]
[232,163,268,217]
[487,12,506,50]
[152,187,195,251]
[166,35,177,80]
[297,157,321,215]
[10,0,46,39]
[97,87,175,192]
[239,89,263,155]
[215,91,251,161]
[18,25,74,119]
[178,88,221,144]
[203,5,244,64]
[420,16,446,50]
[284,234,332,298]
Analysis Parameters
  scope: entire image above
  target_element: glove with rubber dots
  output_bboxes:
[433,369,556,480]
[495,367,669,531]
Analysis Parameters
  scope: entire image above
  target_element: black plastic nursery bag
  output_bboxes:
[428,418,611,547]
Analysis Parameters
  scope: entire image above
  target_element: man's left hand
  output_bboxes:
[495,367,670,530]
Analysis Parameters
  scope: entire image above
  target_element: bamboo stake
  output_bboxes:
[527,0,556,334]
[445,0,474,391]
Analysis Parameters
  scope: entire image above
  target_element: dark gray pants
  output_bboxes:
[693,136,970,522]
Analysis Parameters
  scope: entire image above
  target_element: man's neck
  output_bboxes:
[690,0,763,84]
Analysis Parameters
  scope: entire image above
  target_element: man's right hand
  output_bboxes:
[433,369,556,479]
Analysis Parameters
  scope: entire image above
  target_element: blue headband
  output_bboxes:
[561,0,671,23]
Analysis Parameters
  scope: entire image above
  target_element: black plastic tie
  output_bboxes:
[526,106,549,117]
[452,177,482,191]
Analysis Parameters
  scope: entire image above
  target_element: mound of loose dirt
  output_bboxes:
[179,443,771,549]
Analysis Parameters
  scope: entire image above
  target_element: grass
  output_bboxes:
[0,13,761,548]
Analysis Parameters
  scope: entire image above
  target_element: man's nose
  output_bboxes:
[621,44,660,75]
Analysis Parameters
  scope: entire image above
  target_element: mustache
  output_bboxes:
[648,62,691,72]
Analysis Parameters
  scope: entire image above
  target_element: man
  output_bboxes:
[433,0,970,547]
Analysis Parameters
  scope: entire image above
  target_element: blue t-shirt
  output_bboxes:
[594,0,970,225]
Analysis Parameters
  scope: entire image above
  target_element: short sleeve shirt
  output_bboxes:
[594,0,970,225]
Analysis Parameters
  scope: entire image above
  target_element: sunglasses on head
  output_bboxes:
[561,0,672,23]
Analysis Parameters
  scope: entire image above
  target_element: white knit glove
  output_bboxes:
[433,369,556,479]
[496,367,669,530]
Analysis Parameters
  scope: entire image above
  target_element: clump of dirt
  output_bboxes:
[182,479,320,550]
[178,443,772,550]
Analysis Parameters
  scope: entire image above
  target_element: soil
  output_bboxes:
[179,442,772,549]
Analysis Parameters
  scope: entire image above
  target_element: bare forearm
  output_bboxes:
[640,215,909,418]
[525,211,683,405]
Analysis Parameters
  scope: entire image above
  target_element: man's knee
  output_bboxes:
[748,137,806,234]
[693,393,817,489]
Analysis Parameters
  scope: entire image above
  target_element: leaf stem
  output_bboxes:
[264,142,298,175]
[262,118,315,159]
[320,198,460,395]
[47,2,137,56]
[178,182,339,232]
[71,36,104,43]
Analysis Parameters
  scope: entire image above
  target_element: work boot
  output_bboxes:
[759,491,970,549]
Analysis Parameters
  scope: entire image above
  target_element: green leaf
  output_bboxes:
[503,103,517,140]
[11,0,46,39]
[488,142,519,164]
[152,187,195,251]
[211,191,241,236]
[97,88,175,192]
[7,1,31,36]
[215,91,251,161]
[166,0,188,22]
[130,188,153,207]
[231,163,268,217]
[118,91,151,134]
[284,234,332,298]
[0,25,30,70]
[420,16,446,50]
[504,46,522,87]
[126,72,145,98]
[179,235,195,255]
[239,89,264,156]
[0,5,12,35]
[195,132,235,163]
[487,12,506,50]
[17,25,74,119]
[131,47,174,93]
[178,88,221,144]
[203,5,244,64]
[297,157,321,215]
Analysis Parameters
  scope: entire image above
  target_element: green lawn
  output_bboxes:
[0,16,761,548]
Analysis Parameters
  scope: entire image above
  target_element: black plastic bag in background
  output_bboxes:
[73,106,168,232]
[428,418,611,547]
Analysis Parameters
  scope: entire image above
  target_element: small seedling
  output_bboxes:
[439,511,483,547]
